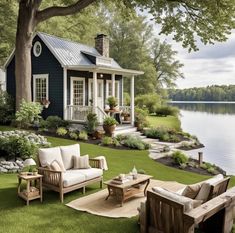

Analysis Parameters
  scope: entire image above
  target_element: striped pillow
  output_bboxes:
[74,154,90,169]
[50,160,65,172]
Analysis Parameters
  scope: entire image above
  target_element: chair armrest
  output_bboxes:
[89,158,101,169]
[38,167,63,186]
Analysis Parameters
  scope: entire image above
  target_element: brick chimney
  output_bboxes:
[95,34,109,57]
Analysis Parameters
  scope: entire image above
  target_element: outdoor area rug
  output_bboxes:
[66,179,186,218]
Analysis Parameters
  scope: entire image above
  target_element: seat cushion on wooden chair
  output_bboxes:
[63,170,86,187]
[77,168,103,181]
[39,147,65,171]
[152,187,194,212]
[60,144,80,170]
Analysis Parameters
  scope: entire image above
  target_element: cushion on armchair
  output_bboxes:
[153,187,195,212]
[38,147,65,171]
[60,144,80,170]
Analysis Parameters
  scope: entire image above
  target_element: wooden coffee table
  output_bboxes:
[104,174,152,206]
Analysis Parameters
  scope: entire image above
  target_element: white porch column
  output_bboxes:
[93,71,98,114]
[63,68,67,120]
[111,73,115,97]
[130,75,135,125]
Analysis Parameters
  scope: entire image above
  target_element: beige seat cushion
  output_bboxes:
[60,144,80,170]
[63,170,86,187]
[195,182,211,203]
[182,183,201,199]
[77,168,103,181]
[38,147,65,171]
[152,187,194,212]
[74,154,90,169]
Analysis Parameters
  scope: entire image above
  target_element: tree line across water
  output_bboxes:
[168,85,235,101]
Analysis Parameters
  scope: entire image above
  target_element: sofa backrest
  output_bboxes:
[38,147,63,168]
[60,144,80,170]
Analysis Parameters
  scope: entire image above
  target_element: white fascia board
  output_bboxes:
[65,65,144,76]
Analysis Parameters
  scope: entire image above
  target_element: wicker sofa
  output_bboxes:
[140,174,231,233]
[38,144,103,203]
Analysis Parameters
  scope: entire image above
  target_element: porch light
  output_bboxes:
[100,74,103,78]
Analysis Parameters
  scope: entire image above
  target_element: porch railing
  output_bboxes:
[67,105,92,122]
[66,105,131,123]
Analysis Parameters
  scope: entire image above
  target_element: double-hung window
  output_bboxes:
[33,74,49,102]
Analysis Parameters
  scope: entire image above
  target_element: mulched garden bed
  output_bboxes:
[156,156,226,176]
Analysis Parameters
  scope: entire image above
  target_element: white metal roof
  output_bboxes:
[4,32,144,76]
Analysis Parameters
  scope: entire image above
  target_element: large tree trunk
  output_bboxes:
[15,1,37,110]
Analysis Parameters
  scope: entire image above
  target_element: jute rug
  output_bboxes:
[66,179,185,218]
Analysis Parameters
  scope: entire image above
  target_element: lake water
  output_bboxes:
[171,102,235,175]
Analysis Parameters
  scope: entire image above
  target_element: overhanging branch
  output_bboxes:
[36,0,97,23]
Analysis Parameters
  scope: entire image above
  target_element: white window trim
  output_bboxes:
[70,77,85,106]
[88,79,104,106]
[106,80,120,105]
[33,74,49,102]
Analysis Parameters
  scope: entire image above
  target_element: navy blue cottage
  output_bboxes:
[5,32,143,124]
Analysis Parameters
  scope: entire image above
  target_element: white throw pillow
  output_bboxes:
[38,147,65,171]
[195,182,211,203]
[152,187,193,212]
[74,154,90,169]
[60,144,80,170]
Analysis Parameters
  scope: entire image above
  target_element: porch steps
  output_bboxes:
[114,125,137,136]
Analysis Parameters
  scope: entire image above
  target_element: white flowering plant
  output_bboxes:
[0,131,51,160]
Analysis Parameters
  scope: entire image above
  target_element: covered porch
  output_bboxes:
[63,65,143,125]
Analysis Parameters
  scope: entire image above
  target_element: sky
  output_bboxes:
[154,28,235,89]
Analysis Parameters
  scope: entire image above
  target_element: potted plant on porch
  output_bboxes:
[103,117,118,136]
[107,96,118,110]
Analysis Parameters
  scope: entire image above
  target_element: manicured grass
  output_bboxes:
[0,127,234,233]
[147,115,181,131]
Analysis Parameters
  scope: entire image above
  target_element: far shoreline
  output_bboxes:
[169,101,235,104]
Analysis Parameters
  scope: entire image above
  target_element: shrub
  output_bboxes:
[144,127,168,139]
[113,138,120,147]
[179,163,187,169]
[135,94,161,113]
[56,127,67,136]
[123,92,130,106]
[122,136,150,150]
[101,136,113,146]
[0,131,50,160]
[155,105,179,117]
[135,108,149,129]
[207,167,217,174]
[69,132,79,140]
[15,100,42,128]
[103,117,118,126]
[78,131,88,141]
[172,151,188,165]
[169,135,181,143]
[0,91,14,124]
[85,112,98,135]
[42,116,69,131]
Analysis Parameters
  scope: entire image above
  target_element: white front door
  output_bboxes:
[89,79,104,109]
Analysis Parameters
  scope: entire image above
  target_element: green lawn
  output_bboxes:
[0,126,234,233]
[147,115,181,131]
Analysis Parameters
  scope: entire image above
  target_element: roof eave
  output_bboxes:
[65,65,144,76]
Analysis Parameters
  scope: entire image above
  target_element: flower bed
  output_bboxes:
[0,130,51,160]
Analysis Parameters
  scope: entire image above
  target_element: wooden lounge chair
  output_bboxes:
[140,177,231,233]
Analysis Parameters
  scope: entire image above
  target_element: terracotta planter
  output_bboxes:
[134,122,142,131]
[103,124,116,136]
[124,116,131,121]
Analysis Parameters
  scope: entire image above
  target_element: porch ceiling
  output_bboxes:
[64,65,144,76]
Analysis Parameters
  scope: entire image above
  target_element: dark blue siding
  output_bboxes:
[6,35,64,119]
